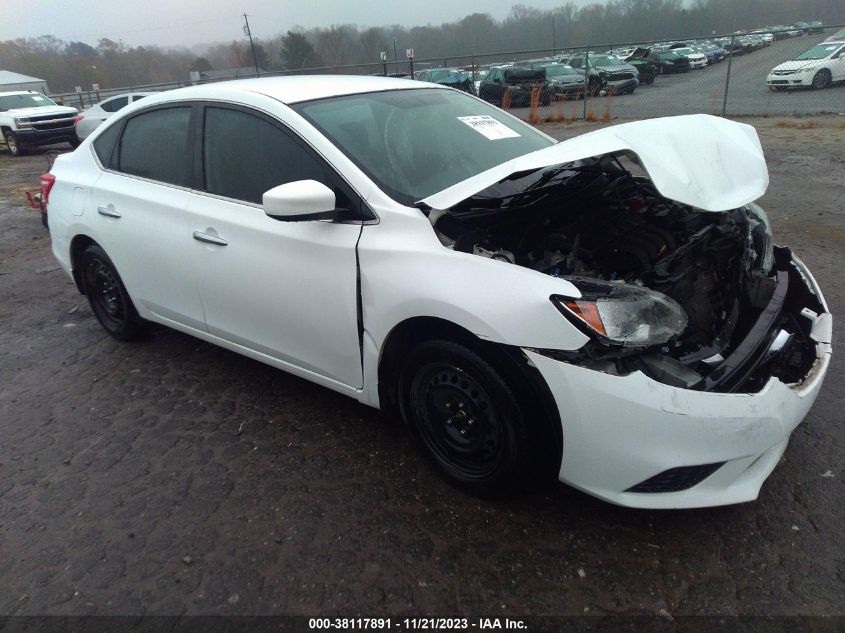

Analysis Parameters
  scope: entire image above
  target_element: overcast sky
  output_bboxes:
[1,0,589,48]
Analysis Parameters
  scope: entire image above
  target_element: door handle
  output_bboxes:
[97,205,121,218]
[193,230,228,246]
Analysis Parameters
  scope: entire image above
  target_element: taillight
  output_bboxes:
[74,115,84,123]
[40,173,56,209]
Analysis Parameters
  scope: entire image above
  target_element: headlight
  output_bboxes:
[747,202,774,273]
[551,280,688,348]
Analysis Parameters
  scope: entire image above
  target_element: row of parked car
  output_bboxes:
[410,20,840,107]
[413,39,733,107]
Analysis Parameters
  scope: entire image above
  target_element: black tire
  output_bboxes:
[399,339,541,497]
[4,130,23,156]
[41,211,49,229]
[644,73,655,85]
[811,69,831,90]
[69,137,81,149]
[80,244,147,341]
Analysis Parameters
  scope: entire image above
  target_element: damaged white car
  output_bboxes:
[45,77,831,508]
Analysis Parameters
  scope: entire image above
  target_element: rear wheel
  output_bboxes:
[811,69,831,90]
[399,339,543,497]
[81,244,147,340]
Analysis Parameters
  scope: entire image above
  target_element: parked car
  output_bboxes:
[558,53,639,94]
[76,92,155,139]
[766,41,845,90]
[414,68,475,95]
[656,50,692,73]
[693,43,725,64]
[668,45,708,69]
[0,90,80,156]
[806,21,824,34]
[623,48,660,84]
[529,63,594,97]
[44,77,831,509]
[473,68,491,94]
[825,27,845,43]
[478,67,554,106]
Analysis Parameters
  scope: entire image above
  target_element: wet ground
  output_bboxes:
[0,117,843,618]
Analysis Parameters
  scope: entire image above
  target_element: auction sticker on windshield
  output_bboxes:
[458,115,521,140]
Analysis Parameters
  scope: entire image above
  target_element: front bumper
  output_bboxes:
[15,126,78,147]
[527,254,832,509]
[766,72,814,87]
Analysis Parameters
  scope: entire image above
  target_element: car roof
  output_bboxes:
[151,75,433,106]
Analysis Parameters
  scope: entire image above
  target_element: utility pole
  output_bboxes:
[552,16,556,55]
[393,39,398,75]
[242,13,260,75]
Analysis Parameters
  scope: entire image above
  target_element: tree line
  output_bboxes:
[1,0,843,94]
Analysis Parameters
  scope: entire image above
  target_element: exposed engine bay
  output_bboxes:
[431,155,823,392]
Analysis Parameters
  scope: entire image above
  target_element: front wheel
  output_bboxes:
[81,244,147,340]
[811,69,832,90]
[4,130,23,156]
[399,339,538,497]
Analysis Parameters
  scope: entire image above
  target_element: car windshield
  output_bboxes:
[673,48,695,55]
[542,65,578,77]
[588,55,623,66]
[0,93,57,110]
[293,88,555,206]
[794,43,840,60]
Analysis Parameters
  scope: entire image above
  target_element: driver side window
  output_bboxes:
[203,106,327,205]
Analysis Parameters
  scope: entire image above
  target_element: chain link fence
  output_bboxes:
[48,24,845,120]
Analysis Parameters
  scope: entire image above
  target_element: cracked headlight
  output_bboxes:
[552,280,688,348]
[747,202,774,273]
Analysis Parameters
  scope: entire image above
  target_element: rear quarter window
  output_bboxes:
[92,122,121,168]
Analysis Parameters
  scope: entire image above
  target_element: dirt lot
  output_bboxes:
[0,117,843,619]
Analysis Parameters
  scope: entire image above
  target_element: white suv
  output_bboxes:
[45,77,831,508]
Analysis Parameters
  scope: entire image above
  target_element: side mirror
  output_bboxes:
[263,179,343,222]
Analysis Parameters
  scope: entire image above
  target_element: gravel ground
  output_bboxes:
[0,117,843,619]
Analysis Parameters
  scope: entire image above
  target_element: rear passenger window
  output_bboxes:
[101,96,129,113]
[117,107,192,187]
[93,122,121,167]
[203,106,326,204]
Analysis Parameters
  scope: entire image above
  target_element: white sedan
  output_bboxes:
[44,77,831,508]
[75,92,155,139]
[767,41,845,90]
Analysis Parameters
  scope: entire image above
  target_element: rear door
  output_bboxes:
[185,104,364,388]
[88,105,206,330]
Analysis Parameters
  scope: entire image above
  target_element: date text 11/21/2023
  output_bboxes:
[308,618,528,630]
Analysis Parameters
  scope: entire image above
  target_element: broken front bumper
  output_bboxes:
[526,253,831,509]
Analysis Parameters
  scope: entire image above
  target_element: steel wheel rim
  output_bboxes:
[86,258,126,328]
[409,362,504,479]
[6,134,17,153]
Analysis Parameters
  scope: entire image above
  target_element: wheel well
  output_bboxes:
[69,234,97,294]
[378,316,563,480]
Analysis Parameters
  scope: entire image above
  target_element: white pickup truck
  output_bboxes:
[0,90,81,156]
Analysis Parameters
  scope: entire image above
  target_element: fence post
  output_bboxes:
[582,51,590,120]
[721,26,736,116]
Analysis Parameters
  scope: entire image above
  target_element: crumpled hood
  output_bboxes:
[420,114,768,212]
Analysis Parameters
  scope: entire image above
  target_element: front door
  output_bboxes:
[186,104,364,388]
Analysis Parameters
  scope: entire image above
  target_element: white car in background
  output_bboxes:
[43,77,831,509]
[767,41,845,90]
[76,92,155,139]
[670,46,708,69]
